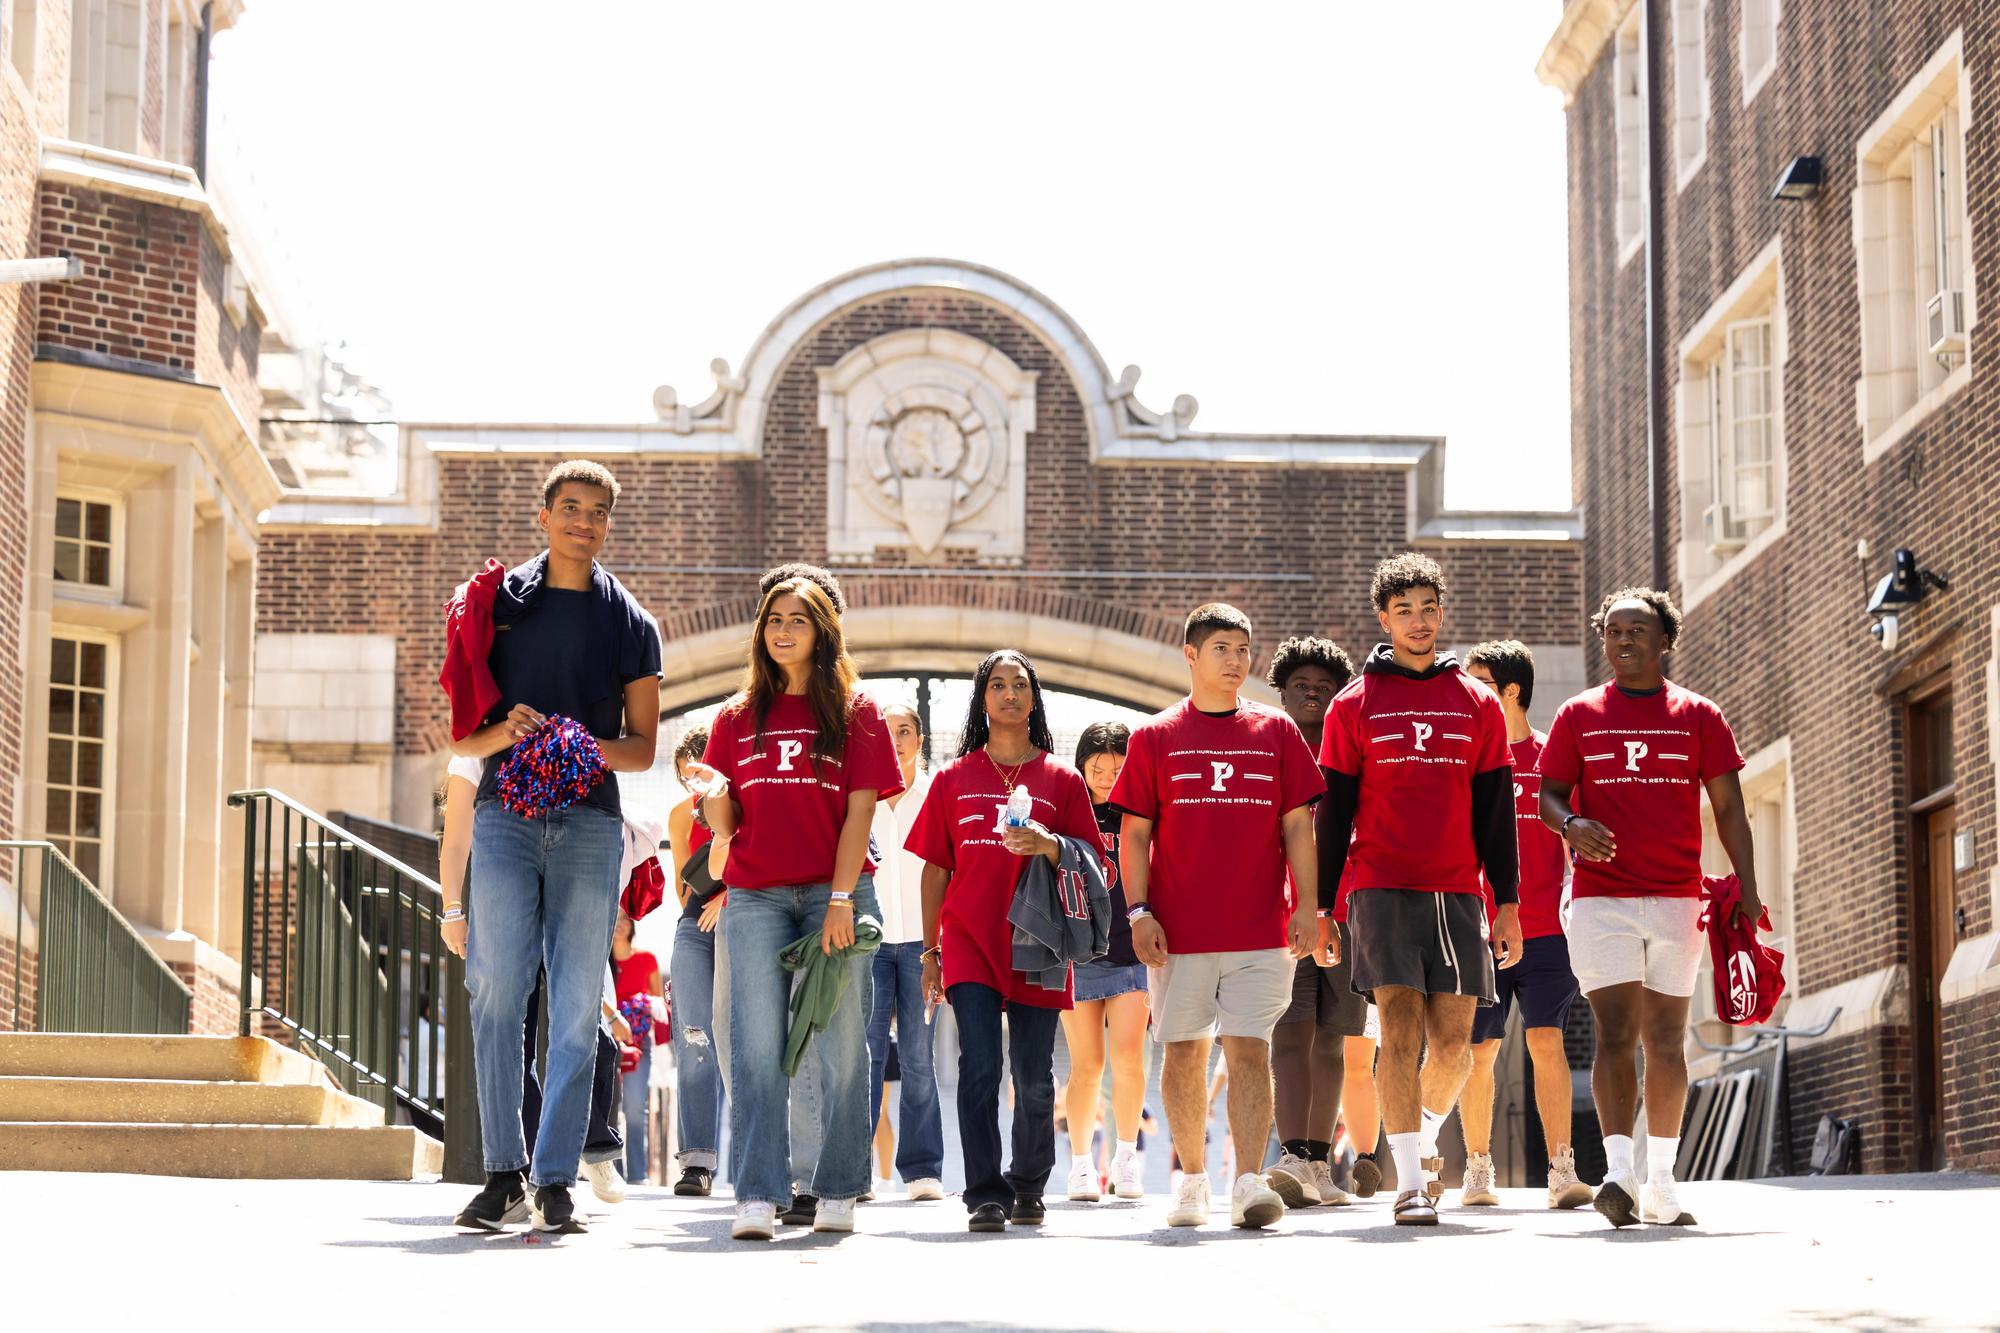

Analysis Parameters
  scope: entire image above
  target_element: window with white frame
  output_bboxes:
[1673,0,1708,182]
[1614,10,1647,259]
[67,0,144,154]
[4,0,33,85]
[53,493,118,593]
[47,635,113,884]
[161,13,190,164]
[1742,0,1779,102]
[1677,239,1785,591]
[1854,32,1974,461]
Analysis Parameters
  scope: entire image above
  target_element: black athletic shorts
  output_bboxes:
[1470,932,1579,1043]
[1278,921,1370,1035]
[1348,888,1496,1004]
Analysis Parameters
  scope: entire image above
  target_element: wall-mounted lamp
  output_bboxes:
[1772,156,1824,202]
[1865,548,1950,652]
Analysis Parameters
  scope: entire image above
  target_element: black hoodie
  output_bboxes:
[1313,644,1519,910]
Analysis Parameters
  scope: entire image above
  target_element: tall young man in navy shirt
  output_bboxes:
[452,461,661,1235]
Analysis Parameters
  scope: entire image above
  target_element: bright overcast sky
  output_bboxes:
[209,2,1572,512]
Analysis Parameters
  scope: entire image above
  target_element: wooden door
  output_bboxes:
[1906,688,1955,1170]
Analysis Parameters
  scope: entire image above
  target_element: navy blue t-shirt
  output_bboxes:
[476,572,661,816]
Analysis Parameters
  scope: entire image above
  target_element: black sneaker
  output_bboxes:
[1351,1155,1382,1199]
[532,1184,587,1235]
[1009,1195,1046,1226]
[674,1166,714,1197]
[454,1170,528,1231]
[778,1194,819,1227]
[968,1202,1008,1232]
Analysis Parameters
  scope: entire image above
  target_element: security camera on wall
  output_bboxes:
[1871,613,1899,654]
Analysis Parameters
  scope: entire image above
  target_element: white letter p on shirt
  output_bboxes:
[1623,740,1648,772]
[776,739,805,771]
[1209,761,1234,792]
[1412,722,1433,752]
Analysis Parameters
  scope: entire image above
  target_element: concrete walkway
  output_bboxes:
[1,1171,1993,1330]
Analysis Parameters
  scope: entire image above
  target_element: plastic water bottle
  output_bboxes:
[995,783,1034,834]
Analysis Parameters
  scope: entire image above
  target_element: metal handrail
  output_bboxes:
[228,788,447,1124]
[1692,1006,1842,1055]
[4,840,193,1034]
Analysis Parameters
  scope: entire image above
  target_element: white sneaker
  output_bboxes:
[1166,1172,1211,1226]
[731,1200,776,1240]
[581,1158,627,1205]
[1310,1158,1351,1206]
[1111,1153,1144,1199]
[1231,1173,1286,1229]
[812,1196,857,1233]
[1067,1160,1101,1202]
[1547,1147,1593,1209]
[1459,1151,1499,1206]
[1640,1178,1696,1226]
[906,1177,944,1201]
[1593,1171,1640,1228]
[1266,1152,1322,1207]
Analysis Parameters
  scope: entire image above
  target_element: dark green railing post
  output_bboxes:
[233,792,255,1037]
[443,948,482,1184]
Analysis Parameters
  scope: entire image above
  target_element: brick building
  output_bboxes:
[252,259,1586,835]
[1541,0,2000,1170]
[1,0,283,1031]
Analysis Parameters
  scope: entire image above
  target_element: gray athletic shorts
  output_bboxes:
[1278,921,1370,1035]
[1348,888,1496,1004]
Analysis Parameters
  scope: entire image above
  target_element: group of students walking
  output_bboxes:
[438,460,1766,1239]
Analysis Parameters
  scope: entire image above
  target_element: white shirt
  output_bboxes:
[870,768,933,944]
[446,754,482,786]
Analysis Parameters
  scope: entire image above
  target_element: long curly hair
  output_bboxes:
[956,650,1056,760]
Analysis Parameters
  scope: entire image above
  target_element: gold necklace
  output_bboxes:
[985,745,1035,790]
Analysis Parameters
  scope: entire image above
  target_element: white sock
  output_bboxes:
[1604,1134,1635,1180]
[1647,1136,1679,1185]
[1114,1139,1138,1162]
[1418,1105,1447,1160]
[1388,1132,1424,1193]
[1072,1153,1094,1172]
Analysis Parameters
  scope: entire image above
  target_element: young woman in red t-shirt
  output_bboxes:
[683,577,902,1241]
[908,650,1100,1233]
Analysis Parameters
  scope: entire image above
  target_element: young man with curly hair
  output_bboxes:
[1539,587,1761,1229]
[451,460,662,1235]
[1316,553,1521,1226]
[1262,635,1365,1209]
[1458,639,1593,1210]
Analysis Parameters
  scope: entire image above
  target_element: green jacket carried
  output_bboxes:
[777,912,883,1077]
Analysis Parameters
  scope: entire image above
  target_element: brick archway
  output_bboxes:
[655,586,1230,716]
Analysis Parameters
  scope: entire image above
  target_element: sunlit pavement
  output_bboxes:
[1,1171,1993,1330]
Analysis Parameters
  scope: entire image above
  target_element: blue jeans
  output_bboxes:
[465,801,624,1188]
[725,877,878,1206]
[670,915,725,1171]
[950,982,1059,1211]
[621,1040,652,1183]
[868,941,945,1181]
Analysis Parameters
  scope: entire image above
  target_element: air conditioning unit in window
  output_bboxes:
[1703,502,1746,554]
[1927,288,1967,357]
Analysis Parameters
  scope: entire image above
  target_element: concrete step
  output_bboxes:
[0,1122,442,1180]
[0,1076,386,1128]
[0,1034,339,1089]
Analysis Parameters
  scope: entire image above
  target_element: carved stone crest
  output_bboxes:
[818,330,1035,561]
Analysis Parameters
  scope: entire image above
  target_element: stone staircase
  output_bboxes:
[0,1033,442,1179]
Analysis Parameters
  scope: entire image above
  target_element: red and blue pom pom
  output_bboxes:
[495,715,608,817]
